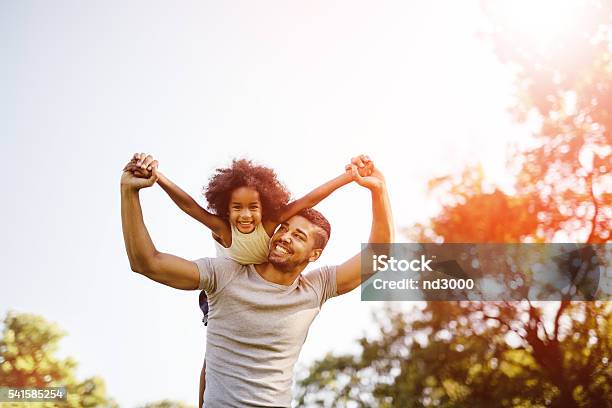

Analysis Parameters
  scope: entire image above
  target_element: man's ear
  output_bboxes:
[308,248,322,262]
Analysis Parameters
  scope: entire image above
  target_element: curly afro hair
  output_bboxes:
[204,159,291,221]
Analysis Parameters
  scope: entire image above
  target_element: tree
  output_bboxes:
[481,0,612,243]
[298,172,610,406]
[410,165,543,244]
[296,2,611,406]
[297,176,611,406]
[0,311,117,408]
[297,301,611,408]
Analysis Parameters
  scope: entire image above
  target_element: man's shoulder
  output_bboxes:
[302,265,338,304]
[302,265,337,284]
[195,257,250,292]
[194,256,246,270]
[194,257,249,282]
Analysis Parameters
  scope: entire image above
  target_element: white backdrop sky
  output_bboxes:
[1,1,532,406]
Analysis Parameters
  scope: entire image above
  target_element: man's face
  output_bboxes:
[268,215,323,272]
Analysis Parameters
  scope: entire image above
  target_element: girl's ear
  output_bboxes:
[308,248,323,263]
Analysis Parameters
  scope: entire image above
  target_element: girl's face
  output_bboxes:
[228,186,263,234]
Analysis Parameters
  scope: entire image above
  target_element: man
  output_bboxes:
[121,155,394,407]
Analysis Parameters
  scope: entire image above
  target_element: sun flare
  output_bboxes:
[485,0,585,49]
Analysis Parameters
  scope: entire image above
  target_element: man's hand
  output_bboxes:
[121,153,159,190]
[345,154,385,191]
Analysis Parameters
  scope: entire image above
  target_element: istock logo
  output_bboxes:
[372,254,433,272]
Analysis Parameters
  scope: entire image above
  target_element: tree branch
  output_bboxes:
[586,171,599,243]
[553,300,569,342]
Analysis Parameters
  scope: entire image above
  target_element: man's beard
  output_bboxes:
[268,253,307,273]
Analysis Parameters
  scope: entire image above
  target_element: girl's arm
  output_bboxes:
[156,171,230,241]
[264,171,353,234]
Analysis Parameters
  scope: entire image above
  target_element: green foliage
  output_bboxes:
[297,302,611,407]
[0,311,117,408]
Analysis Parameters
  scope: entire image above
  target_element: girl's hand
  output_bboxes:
[123,152,158,178]
[346,154,374,177]
[121,159,158,190]
[345,155,385,191]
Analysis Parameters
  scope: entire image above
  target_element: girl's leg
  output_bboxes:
[198,291,208,407]
[199,290,209,325]
[198,359,206,408]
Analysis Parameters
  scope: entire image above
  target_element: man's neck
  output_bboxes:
[254,262,306,286]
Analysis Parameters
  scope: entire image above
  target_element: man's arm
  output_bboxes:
[335,157,394,295]
[121,157,200,290]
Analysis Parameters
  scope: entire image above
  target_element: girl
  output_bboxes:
[126,152,358,405]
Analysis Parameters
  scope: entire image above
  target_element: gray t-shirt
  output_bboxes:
[195,257,338,408]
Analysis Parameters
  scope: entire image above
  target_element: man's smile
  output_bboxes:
[272,242,293,255]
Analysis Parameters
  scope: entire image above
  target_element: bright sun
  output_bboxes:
[484,0,585,50]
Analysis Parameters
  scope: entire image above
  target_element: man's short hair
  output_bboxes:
[296,208,331,249]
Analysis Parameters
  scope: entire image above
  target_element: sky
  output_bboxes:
[1,1,533,406]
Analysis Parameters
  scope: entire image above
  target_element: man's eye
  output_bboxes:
[293,233,304,241]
